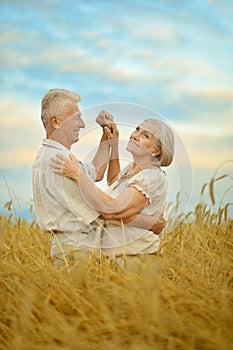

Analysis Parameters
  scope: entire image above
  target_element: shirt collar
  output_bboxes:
[42,138,70,153]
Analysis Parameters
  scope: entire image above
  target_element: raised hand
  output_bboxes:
[103,123,119,147]
[96,109,119,147]
[95,110,114,127]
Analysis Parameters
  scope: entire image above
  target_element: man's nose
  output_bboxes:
[79,116,85,128]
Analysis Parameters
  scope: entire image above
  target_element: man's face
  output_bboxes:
[61,104,85,144]
[50,102,85,148]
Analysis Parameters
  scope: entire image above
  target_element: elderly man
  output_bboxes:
[32,88,164,263]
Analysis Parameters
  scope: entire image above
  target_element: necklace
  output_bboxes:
[112,163,164,191]
[120,168,141,180]
[112,166,142,190]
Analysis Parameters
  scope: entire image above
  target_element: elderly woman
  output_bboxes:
[52,117,174,258]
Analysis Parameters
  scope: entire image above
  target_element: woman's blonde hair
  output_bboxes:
[144,118,174,167]
[41,89,81,130]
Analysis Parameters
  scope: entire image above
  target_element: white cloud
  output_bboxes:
[172,120,233,169]
[1,150,37,167]
[0,98,40,123]
[173,120,233,138]
[0,99,43,168]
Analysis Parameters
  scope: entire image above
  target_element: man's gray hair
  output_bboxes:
[41,88,81,130]
[144,118,174,167]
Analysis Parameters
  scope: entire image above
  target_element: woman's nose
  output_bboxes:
[132,131,139,140]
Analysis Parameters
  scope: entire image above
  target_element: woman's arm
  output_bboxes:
[51,154,165,233]
[121,212,166,235]
[51,154,147,219]
[79,169,148,219]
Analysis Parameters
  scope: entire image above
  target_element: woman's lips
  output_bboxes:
[129,140,139,147]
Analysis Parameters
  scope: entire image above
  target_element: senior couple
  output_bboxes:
[32,88,174,264]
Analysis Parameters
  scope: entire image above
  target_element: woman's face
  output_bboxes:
[127,121,161,158]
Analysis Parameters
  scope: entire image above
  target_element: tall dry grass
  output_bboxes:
[0,179,232,349]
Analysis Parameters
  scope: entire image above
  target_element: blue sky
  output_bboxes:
[0,0,232,217]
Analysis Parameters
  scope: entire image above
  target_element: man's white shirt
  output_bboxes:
[32,139,100,251]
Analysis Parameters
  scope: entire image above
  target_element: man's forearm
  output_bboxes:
[92,133,110,181]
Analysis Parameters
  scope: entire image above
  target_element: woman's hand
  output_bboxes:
[50,153,81,182]
[120,211,166,235]
[95,109,119,147]
[103,123,119,147]
[150,212,166,235]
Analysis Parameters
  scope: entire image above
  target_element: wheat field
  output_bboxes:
[0,192,232,349]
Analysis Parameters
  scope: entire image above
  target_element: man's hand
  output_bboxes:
[95,110,114,127]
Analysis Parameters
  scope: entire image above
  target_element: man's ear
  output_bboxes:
[50,116,60,129]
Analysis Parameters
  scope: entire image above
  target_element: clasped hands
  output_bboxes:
[96,109,119,146]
